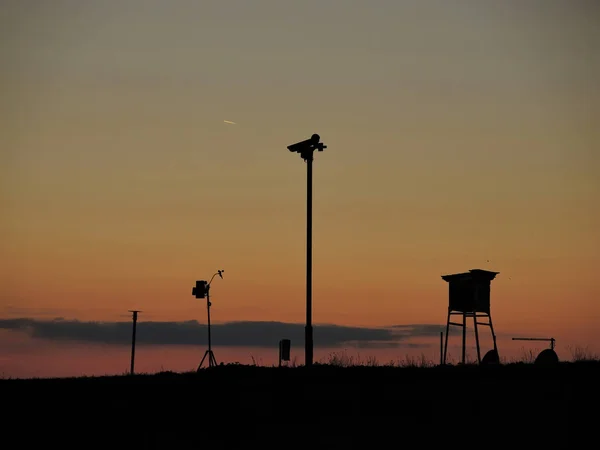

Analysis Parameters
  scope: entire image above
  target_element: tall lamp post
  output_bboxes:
[287,134,327,367]
[128,310,142,375]
[192,269,224,370]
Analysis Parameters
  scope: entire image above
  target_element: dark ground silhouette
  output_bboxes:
[3,361,599,448]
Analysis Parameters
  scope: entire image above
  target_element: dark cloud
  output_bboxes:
[391,324,462,337]
[0,318,449,348]
[392,323,513,339]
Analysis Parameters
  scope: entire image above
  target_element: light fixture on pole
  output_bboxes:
[192,269,224,370]
[287,133,327,367]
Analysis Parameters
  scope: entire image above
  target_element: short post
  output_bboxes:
[279,339,291,368]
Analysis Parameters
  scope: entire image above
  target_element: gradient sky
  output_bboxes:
[1,0,599,377]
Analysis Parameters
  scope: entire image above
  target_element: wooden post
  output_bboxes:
[129,310,141,375]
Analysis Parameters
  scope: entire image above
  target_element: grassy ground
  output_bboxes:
[2,353,599,448]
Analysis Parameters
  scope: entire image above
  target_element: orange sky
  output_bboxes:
[1,1,599,377]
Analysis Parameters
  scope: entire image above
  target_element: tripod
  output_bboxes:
[197,286,217,370]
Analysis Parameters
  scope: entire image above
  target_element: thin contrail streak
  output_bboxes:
[224,120,236,125]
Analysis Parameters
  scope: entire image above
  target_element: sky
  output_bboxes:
[1,0,599,378]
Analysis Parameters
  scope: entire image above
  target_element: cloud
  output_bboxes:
[0,318,449,348]
[392,324,455,337]
[391,323,512,339]
[1,305,70,318]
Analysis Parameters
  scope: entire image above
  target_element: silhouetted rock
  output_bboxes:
[481,349,500,365]
[534,348,559,366]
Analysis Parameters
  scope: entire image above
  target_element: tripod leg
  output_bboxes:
[473,313,481,364]
[443,309,451,364]
[198,350,209,371]
[211,352,218,367]
[461,312,466,364]
[488,314,499,359]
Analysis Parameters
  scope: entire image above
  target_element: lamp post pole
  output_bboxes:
[305,151,313,367]
[287,134,327,367]
[128,310,142,375]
